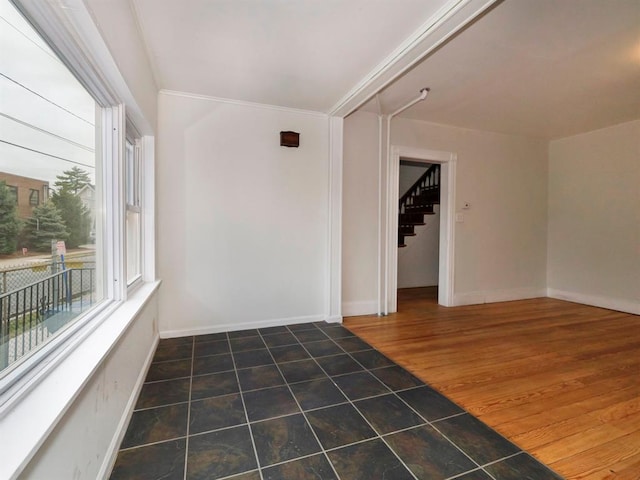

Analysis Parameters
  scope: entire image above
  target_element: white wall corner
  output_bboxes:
[547,289,640,316]
[327,116,344,322]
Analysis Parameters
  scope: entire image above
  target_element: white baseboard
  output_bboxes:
[547,289,640,315]
[160,314,326,339]
[98,335,159,480]
[453,287,546,306]
[342,301,378,317]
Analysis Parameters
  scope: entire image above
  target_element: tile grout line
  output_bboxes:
[292,325,421,480]
[182,336,196,480]
[253,324,343,480]
[229,333,266,480]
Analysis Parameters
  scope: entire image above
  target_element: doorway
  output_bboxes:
[384,145,456,312]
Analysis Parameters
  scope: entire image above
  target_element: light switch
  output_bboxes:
[456,213,464,223]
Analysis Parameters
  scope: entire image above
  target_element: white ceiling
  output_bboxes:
[363,0,640,139]
[129,0,640,139]
[131,0,452,112]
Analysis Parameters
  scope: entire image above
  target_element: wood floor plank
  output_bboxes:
[344,288,640,480]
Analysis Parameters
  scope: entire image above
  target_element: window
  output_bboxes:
[0,0,102,377]
[7,185,18,204]
[29,188,39,206]
[125,135,142,285]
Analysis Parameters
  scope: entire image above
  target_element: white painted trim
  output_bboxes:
[386,146,457,312]
[14,0,153,134]
[160,89,327,118]
[327,117,344,323]
[97,334,159,480]
[330,0,499,117]
[547,289,640,316]
[160,314,327,339]
[0,281,160,480]
[343,301,379,317]
[141,135,156,282]
[453,288,546,306]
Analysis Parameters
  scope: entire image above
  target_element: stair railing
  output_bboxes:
[399,164,440,214]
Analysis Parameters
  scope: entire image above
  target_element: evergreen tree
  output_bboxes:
[53,166,91,194]
[51,190,90,248]
[0,181,22,254]
[25,202,68,252]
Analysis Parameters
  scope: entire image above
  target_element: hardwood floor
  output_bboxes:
[344,288,640,480]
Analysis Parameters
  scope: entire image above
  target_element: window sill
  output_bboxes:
[0,280,161,479]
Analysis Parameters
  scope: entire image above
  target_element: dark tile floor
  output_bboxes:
[110,322,564,480]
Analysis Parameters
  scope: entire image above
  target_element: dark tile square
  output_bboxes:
[316,354,364,377]
[190,394,246,434]
[333,371,390,400]
[270,344,310,363]
[328,439,414,480]
[121,404,188,449]
[398,385,464,421]
[146,359,191,382]
[194,332,227,344]
[259,325,290,335]
[191,371,239,400]
[194,340,230,357]
[237,365,285,391]
[287,323,319,332]
[233,348,274,369]
[304,339,344,358]
[351,349,396,369]
[434,413,520,465]
[228,329,260,338]
[332,337,371,353]
[251,413,321,467]
[136,377,190,409]
[385,425,476,479]
[289,377,347,410]
[110,439,185,480]
[262,453,338,480]
[230,336,266,352]
[485,452,563,480]
[187,425,257,480]
[372,365,424,391]
[294,329,329,343]
[305,404,376,449]
[193,354,234,375]
[322,326,356,339]
[354,393,424,434]
[263,332,298,347]
[158,336,193,349]
[153,342,193,362]
[243,386,300,421]
[279,359,327,384]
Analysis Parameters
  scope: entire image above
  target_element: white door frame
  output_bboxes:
[386,146,456,311]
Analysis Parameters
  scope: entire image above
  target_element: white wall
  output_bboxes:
[20,293,159,479]
[342,111,379,316]
[342,111,548,312]
[157,92,330,335]
[548,120,640,314]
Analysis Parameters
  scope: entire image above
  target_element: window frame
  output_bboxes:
[0,0,155,400]
[28,188,39,206]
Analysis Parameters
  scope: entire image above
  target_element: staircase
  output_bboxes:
[398,164,440,247]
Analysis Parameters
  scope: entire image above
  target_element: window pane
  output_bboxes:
[0,0,103,375]
[125,139,141,284]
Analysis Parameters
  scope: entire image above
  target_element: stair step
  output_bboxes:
[399,243,407,248]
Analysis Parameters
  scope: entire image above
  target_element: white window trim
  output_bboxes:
[0,1,158,478]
